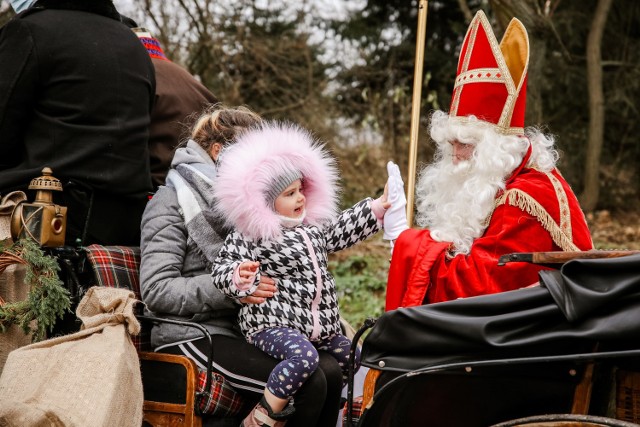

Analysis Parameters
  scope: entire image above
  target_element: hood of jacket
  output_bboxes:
[171,139,216,168]
[214,121,340,241]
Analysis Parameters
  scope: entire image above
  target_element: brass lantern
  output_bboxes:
[10,167,67,247]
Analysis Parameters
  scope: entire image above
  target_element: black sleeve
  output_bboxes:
[0,18,38,169]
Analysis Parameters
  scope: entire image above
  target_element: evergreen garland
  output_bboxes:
[0,238,71,342]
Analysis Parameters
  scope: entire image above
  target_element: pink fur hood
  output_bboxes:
[213,121,340,241]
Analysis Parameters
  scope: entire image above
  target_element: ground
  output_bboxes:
[587,210,640,250]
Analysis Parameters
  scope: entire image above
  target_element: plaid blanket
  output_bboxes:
[196,370,246,417]
[84,244,245,418]
[343,395,363,425]
[85,245,141,294]
[85,245,148,351]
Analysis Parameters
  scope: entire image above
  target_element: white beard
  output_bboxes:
[415,138,528,255]
[415,112,556,256]
[415,157,503,256]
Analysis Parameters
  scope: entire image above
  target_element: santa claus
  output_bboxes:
[384,10,593,311]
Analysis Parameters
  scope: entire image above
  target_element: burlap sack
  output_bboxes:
[0,191,31,374]
[0,191,27,240]
[0,286,143,427]
[0,264,29,374]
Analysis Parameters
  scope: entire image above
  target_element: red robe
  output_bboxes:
[386,163,593,311]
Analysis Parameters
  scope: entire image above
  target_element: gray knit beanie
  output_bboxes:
[265,169,303,207]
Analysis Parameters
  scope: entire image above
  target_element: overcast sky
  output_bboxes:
[111,0,365,22]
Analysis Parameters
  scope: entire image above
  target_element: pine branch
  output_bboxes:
[0,239,71,342]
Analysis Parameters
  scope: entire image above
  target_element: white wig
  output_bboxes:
[415,111,559,255]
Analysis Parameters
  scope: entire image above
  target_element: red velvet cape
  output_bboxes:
[386,165,593,311]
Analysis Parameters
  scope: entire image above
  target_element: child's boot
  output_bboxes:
[241,396,295,427]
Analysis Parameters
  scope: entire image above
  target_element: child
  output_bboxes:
[211,121,393,426]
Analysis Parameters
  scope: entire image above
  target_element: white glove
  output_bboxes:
[383,161,409,241]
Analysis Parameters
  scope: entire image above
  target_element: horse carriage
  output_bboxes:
[344,251,640,427]
[1,127,639,427]
[2,225,639,426]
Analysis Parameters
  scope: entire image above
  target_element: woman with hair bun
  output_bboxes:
[139,105,347,425]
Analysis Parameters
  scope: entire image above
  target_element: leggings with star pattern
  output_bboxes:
[252,327,360,399]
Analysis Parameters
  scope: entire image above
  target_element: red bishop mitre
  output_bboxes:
[449,10,529,135]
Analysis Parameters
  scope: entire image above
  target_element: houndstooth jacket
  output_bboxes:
[211,198,380,341]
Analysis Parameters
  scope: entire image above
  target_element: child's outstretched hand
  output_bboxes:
[383,161,409,241]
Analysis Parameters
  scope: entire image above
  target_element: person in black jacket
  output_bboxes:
[0,0,155,246]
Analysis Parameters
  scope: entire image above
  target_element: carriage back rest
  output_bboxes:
[84,244,150,352]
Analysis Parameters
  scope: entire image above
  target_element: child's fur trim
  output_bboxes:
[214,121,340,241]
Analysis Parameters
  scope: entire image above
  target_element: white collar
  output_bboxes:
[277,209,306,228]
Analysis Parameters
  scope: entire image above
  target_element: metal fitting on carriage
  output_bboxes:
[10,167,67,247]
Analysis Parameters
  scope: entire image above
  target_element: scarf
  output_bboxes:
[166,140,231,266]
[138,36,168,60]
[134,32,169,61]
[277,210,306,228]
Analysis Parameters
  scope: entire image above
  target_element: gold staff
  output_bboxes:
[406,0,428,227]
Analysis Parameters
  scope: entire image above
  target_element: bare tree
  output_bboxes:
[457,0,474,23]
[132,0,334,131]
[579,0,613,212]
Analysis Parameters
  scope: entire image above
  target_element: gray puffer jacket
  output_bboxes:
[140,185,241,349]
